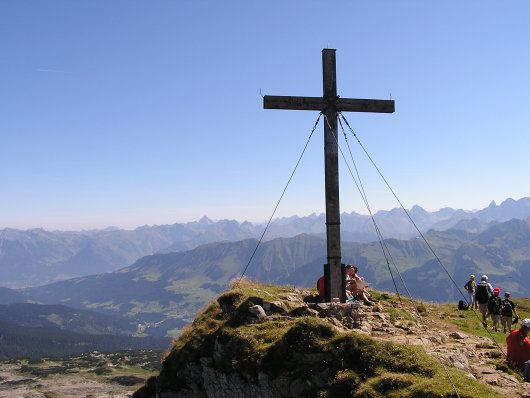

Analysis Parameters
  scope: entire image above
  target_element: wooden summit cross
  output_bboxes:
[264,49,395,303]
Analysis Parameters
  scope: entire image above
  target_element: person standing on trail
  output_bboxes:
[501,292,519,334]
[464,275,477,309]
[475,275,493,327]
[487,288,502,332]
[506,319,530,375]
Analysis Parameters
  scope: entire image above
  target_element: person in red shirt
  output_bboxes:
[506,318,530,372]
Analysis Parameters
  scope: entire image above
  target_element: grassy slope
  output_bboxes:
[431,297,530,345]
[134,282,510,398]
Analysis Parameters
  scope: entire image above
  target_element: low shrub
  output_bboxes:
[109,375,145,386]
[328,369,360,397]
[90,366,112,375]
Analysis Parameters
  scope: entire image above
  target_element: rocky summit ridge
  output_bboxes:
[133,281,530,397]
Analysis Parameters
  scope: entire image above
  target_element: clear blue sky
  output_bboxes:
[2,1,529,230]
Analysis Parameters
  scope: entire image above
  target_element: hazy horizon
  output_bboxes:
[1,196,523,232]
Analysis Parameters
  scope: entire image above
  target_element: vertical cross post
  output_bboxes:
[263,49,394,303]
[322,49,345,302]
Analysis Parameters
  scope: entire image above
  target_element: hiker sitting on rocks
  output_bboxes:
[345,264,371,305]
[506,318,530,372]
[475,275,493,327]
[501,292,519,334]
[487,288,502,332]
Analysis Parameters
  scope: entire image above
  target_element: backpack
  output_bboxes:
[317,276,325,302]
[475,284,489,303]
[487,296,501,314]
[458,300,469,310]
[501,299,514,317]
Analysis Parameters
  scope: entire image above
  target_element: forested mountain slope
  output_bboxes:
[20,218,530,336]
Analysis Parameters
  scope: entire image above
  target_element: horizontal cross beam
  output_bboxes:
[263,95,395,113]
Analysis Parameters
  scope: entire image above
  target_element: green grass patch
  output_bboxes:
[513,297,530,319]
[439,304,510,344]
[386,306,416,323]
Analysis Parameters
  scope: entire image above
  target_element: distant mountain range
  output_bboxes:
[7,216,528,338]
[1,197,529,288]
